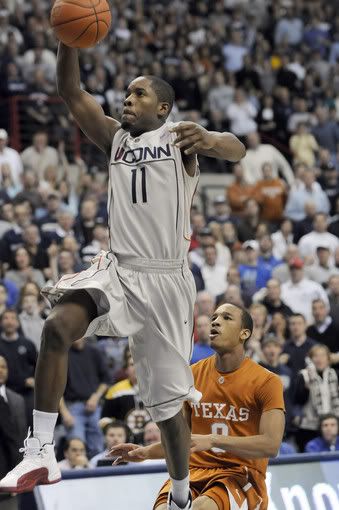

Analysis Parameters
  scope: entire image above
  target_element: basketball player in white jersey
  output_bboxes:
[0,43,245,510]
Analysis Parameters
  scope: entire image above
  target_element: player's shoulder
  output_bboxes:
[246,358,283,386]
[105,378,133,400]
[191,355,215,377]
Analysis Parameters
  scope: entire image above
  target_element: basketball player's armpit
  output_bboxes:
[56,43,119,154]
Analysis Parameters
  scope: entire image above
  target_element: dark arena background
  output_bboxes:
[0,1,339,509]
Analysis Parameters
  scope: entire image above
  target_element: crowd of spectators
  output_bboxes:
[0,0,339,490]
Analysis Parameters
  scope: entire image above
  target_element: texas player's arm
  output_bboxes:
[109,403,192,463]
[170,122,246,162]
[191,408,285,458]
[57,43,120,156]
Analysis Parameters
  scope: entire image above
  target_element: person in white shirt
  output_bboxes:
[0,129,23,188]
[200,245,228,299]
[241,131,294,185]
[298,213,339,263]
[226,89,257,137]
[281,257,329,324]
[272,218,294,260]
[20,131,58,180]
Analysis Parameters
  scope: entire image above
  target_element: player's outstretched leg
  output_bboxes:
[157,410,192,510]
[0,291,97,494]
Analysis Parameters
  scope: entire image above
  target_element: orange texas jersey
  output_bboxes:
[189,356,285,476]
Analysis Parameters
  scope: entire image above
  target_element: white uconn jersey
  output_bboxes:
[108,122,199,260]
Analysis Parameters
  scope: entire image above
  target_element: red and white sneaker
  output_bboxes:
[0,430,61,493]
[167,491,192,510]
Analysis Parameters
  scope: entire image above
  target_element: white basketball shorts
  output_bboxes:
[41,251,202,422]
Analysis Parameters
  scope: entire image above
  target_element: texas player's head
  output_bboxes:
[210,303,253,354]
[121,75,174,136]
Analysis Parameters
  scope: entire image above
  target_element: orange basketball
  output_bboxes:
[50,0,111,49]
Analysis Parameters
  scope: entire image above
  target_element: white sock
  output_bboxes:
[33,409,58,445]
[170,475,190,508]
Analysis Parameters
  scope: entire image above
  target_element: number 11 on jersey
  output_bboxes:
[131,166,147,204]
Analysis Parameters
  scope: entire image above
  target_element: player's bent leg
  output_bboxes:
[192,496,219,510]
[157,410,191,509]
[0,290,97,494]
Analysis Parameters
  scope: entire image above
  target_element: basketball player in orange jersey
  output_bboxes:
[111,303,285,510]
[0,42,245,510]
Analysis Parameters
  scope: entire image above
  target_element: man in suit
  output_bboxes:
[0,356,27,510]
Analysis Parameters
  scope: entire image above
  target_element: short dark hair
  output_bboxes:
[63,437,86,452]
[144,75,175,114]
[103,420,132,442]
[231,304,253,336]
[289,313,306,322]
[319,413,339,427]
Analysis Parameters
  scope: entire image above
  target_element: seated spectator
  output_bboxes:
[59,338,109,458]
[0,355,27,507]
[241,132,294,185]
[18,293,44,352]
[226,163,254,217]
[306,299,339,369]
[58,438,90,470]
[13,170,41,210]
[258,235,282,275]
[236,199,260,242]
[0,283,7,317]
[102,352,149,443]
[280,257,329,323]
[281,314,316,377]
[0,201,14,239]
[278,442,297,455]
[0,129,23,189]
[284,168,330,222]
[272,244,300,284]
[319,166,339,217]
[200,245,228,299]
[306,246,339,286]
[222,29,248,73]
[191,315,213,364]
[207,196,232,226]
[260,336,293,434]
[22,224,50,272]
[238,241,271,306]
[81,224,109,268]
[218,284,244,309]
[254,162,287,224]
[268,312,289,346]
[90,421,132,467]
[0,202,32,264]
[37,191,63,233]
[293,200,317,243]
[289,122,318,167]
[0,309,37,427]
[298,213,339,263]
[20,131,58,180]
[75,198,105,247]
[271,219,294,260]
[305,414,339,453]
[195,291,215,318]
[329,197,339,238]
[190,227,231,270]
[312,106,339,158]
[5,247,46,291]
[328,274,339,330]
[293,345,339,452]
[143,421,161,446]
[226,88,257,137]
[260,278,293,319]
[274,6,303,46]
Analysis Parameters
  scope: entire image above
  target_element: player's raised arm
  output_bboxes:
[56,43,120,156]
[191,408,285,459]
[170,122,246,162]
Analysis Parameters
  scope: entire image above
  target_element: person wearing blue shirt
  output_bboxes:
[239,240,271,306]
[305,414,339,453]
[279,442,297,455]
[258,235,282,275]
[191,315,214,364]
